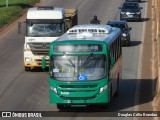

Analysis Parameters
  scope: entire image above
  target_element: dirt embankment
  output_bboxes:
[153,0,160,112]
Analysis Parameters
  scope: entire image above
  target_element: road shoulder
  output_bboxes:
[137,0,157,113]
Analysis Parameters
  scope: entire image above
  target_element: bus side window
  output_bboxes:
[109,45,113,68]
[116,38,119,59]
[118,36,121,57]
[115,40,117,61]
[113,41,116,62]
[120,36,122,54]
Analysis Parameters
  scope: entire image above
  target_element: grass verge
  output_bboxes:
[0,0,39,28]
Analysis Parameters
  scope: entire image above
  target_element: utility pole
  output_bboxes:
[6,0,8,7]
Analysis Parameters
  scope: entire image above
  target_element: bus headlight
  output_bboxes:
[99,85,107,93]
[50,86,57,94]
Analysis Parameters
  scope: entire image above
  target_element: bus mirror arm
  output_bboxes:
[42,57,46,70]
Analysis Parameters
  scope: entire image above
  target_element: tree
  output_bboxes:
[6,0,8,7]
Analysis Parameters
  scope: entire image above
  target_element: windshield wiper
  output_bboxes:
[63,52,75,67]
[81,53,93,66]
[63,52,76,79]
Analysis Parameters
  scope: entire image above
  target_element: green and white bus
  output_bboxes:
[42,24,122,109]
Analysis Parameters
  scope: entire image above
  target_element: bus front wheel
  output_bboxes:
[57,104,65,110]
[57,104,70,110]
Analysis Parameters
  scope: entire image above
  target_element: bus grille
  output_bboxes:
[28,42,50,55]
[60,95,96,100]
[58,84,98,88]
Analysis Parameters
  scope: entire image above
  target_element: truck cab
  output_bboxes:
[18,6,78,71]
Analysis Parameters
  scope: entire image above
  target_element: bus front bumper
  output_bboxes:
[48,79,109,104]
[49,90,108,104]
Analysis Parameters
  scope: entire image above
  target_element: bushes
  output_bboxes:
[0,0,39,28]
[0,6,22,27]
[0,0,39,7]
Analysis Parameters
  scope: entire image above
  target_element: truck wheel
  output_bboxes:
[25,67,30,71]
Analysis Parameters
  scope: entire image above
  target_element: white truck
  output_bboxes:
[18,6,78,71]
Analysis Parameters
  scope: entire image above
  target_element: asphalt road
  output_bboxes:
[0,0,152,119]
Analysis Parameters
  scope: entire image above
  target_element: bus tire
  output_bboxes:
[25,67,30,71]
[57,104,65,110]
[114,75,119,97]
[109,84,112,102]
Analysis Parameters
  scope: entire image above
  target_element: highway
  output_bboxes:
[0,0,154,119]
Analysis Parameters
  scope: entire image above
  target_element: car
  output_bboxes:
[125,0,141,2]
[107,20,132,46]
[119,2,143,21]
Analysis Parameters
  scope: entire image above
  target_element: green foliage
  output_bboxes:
[0,0,39,7]
[0,6,22,27]
[0,0,39,28]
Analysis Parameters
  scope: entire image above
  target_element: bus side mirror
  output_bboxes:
[111,57,115,66]
[42,57,46,70]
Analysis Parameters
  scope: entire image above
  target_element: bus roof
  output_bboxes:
[27,6,64,19]
[54,24,121,43]
[52,24,121,44]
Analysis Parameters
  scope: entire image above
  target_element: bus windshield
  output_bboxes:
[50,54,106,81]
[26,23,64,37]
